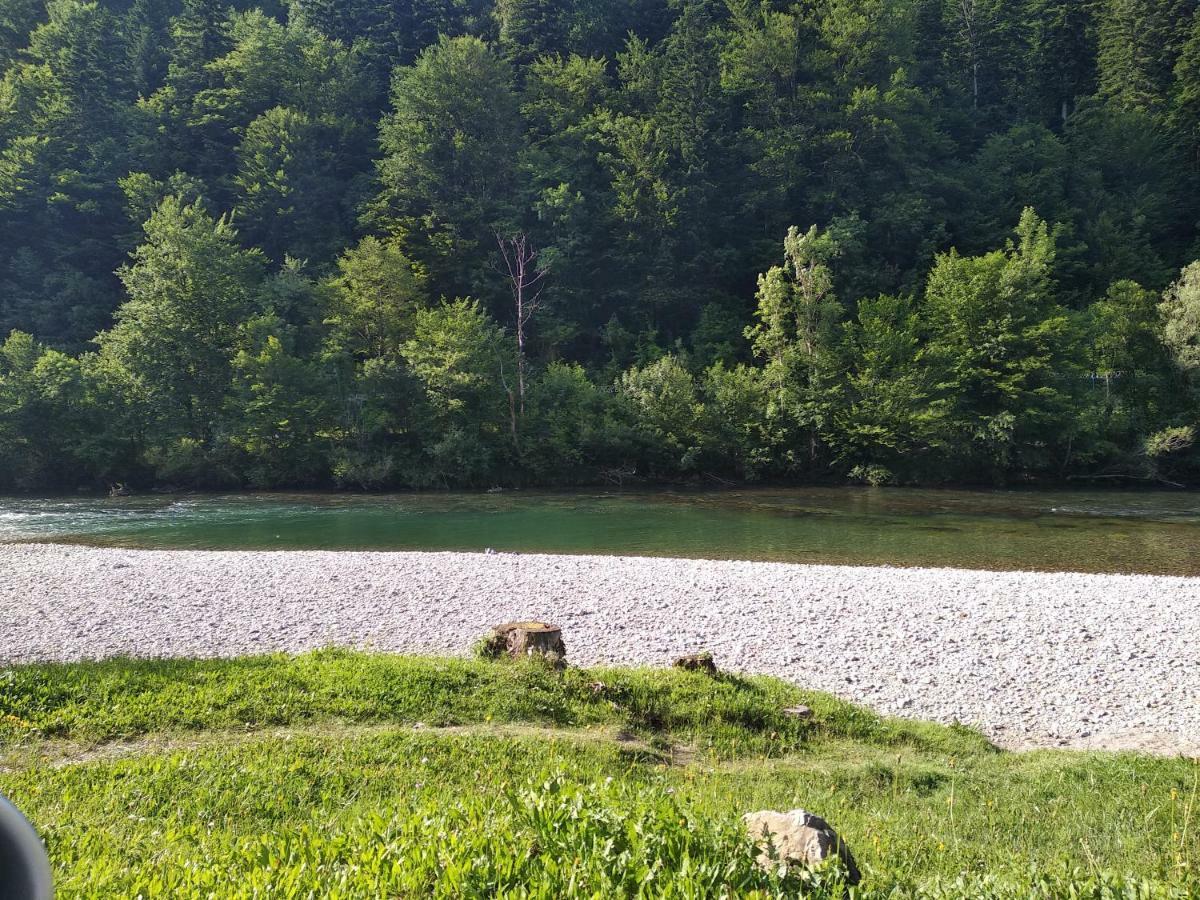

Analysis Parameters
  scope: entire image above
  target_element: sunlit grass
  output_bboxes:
[1,651,1196,897]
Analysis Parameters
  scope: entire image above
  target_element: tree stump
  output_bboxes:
[480,622,566,665]
[673,651,718,676]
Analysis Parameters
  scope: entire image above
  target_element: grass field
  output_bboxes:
[1,650,1197,897]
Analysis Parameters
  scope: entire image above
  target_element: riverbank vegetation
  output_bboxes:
[0,652,1196,896]
[6,0,1200,490]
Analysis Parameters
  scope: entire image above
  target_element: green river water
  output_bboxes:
[1,488,1198,575]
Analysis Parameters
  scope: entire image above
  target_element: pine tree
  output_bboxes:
[1098,0,1193,111]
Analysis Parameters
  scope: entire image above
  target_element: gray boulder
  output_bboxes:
[743,808,860,885]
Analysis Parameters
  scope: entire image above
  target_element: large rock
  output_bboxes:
[743,809,860,885]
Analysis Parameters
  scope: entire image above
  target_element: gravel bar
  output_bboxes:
[2,543,1198,755]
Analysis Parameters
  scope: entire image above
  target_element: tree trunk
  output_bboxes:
[496,232,548,456]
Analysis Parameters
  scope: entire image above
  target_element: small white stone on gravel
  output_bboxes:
[1,543,1198,756]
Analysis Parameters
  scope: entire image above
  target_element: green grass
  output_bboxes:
[1,650,1197,897]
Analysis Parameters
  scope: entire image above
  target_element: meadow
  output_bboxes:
[0,651,1196,897]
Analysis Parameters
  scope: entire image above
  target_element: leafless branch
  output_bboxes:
[494,231,550,453]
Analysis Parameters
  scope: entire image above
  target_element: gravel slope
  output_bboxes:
[2,543,1198,755]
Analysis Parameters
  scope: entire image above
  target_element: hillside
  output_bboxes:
[3,0,1200,488]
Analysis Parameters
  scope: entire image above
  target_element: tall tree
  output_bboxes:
[372,36,525,304]
[1023,0,1098,126]
[495,231,547,447]
[834,293,946,480]
[401,299,510,485]
[323,236,427,361]
[0,0,139,346]
[99,196,266,449]
[223,314,332,486]
[923,208,1080,476]
[746,224,846,468]
[0,0,43,71]
[519,53,617,355]
[234,105,353,264]
[496,0,568,69]
[1097,0,1193,112]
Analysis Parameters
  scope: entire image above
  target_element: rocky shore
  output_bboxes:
[2,543,1197,755]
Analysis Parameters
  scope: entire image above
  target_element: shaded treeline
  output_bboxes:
[4,0,1200,489]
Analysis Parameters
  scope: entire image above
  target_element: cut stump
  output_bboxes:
[673,651,718,676]
[482,621,566,664]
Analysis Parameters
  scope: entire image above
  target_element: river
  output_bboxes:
[1,487,1198,575]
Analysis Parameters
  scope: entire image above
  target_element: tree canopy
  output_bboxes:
[3,0,1200,490]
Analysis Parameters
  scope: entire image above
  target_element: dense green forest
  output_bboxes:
[3,0,1200,490]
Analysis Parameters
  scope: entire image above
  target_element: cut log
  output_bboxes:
[482,621,566,664]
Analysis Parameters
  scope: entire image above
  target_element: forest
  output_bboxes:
[3,0,1200,490]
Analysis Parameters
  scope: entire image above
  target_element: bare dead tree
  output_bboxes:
[495,232,548,451]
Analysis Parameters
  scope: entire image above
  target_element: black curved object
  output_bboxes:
[0,793,52,900]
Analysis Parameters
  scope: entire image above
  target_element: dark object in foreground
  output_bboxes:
[673,651,718,676]
[479,622,566,665]
[0,793,52,900]
[744,808,861,885]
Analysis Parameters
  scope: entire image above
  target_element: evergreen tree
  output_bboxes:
[323,236,427,361]
[223,314,332,486]
[1023,0,1098,126]
[1097,0,1193,111]
[496,0,568,69]
[0,0,139,347]
[0,0,43,71]
[401,299,510,485]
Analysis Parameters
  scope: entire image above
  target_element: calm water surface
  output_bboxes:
[1,488,1199,575]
